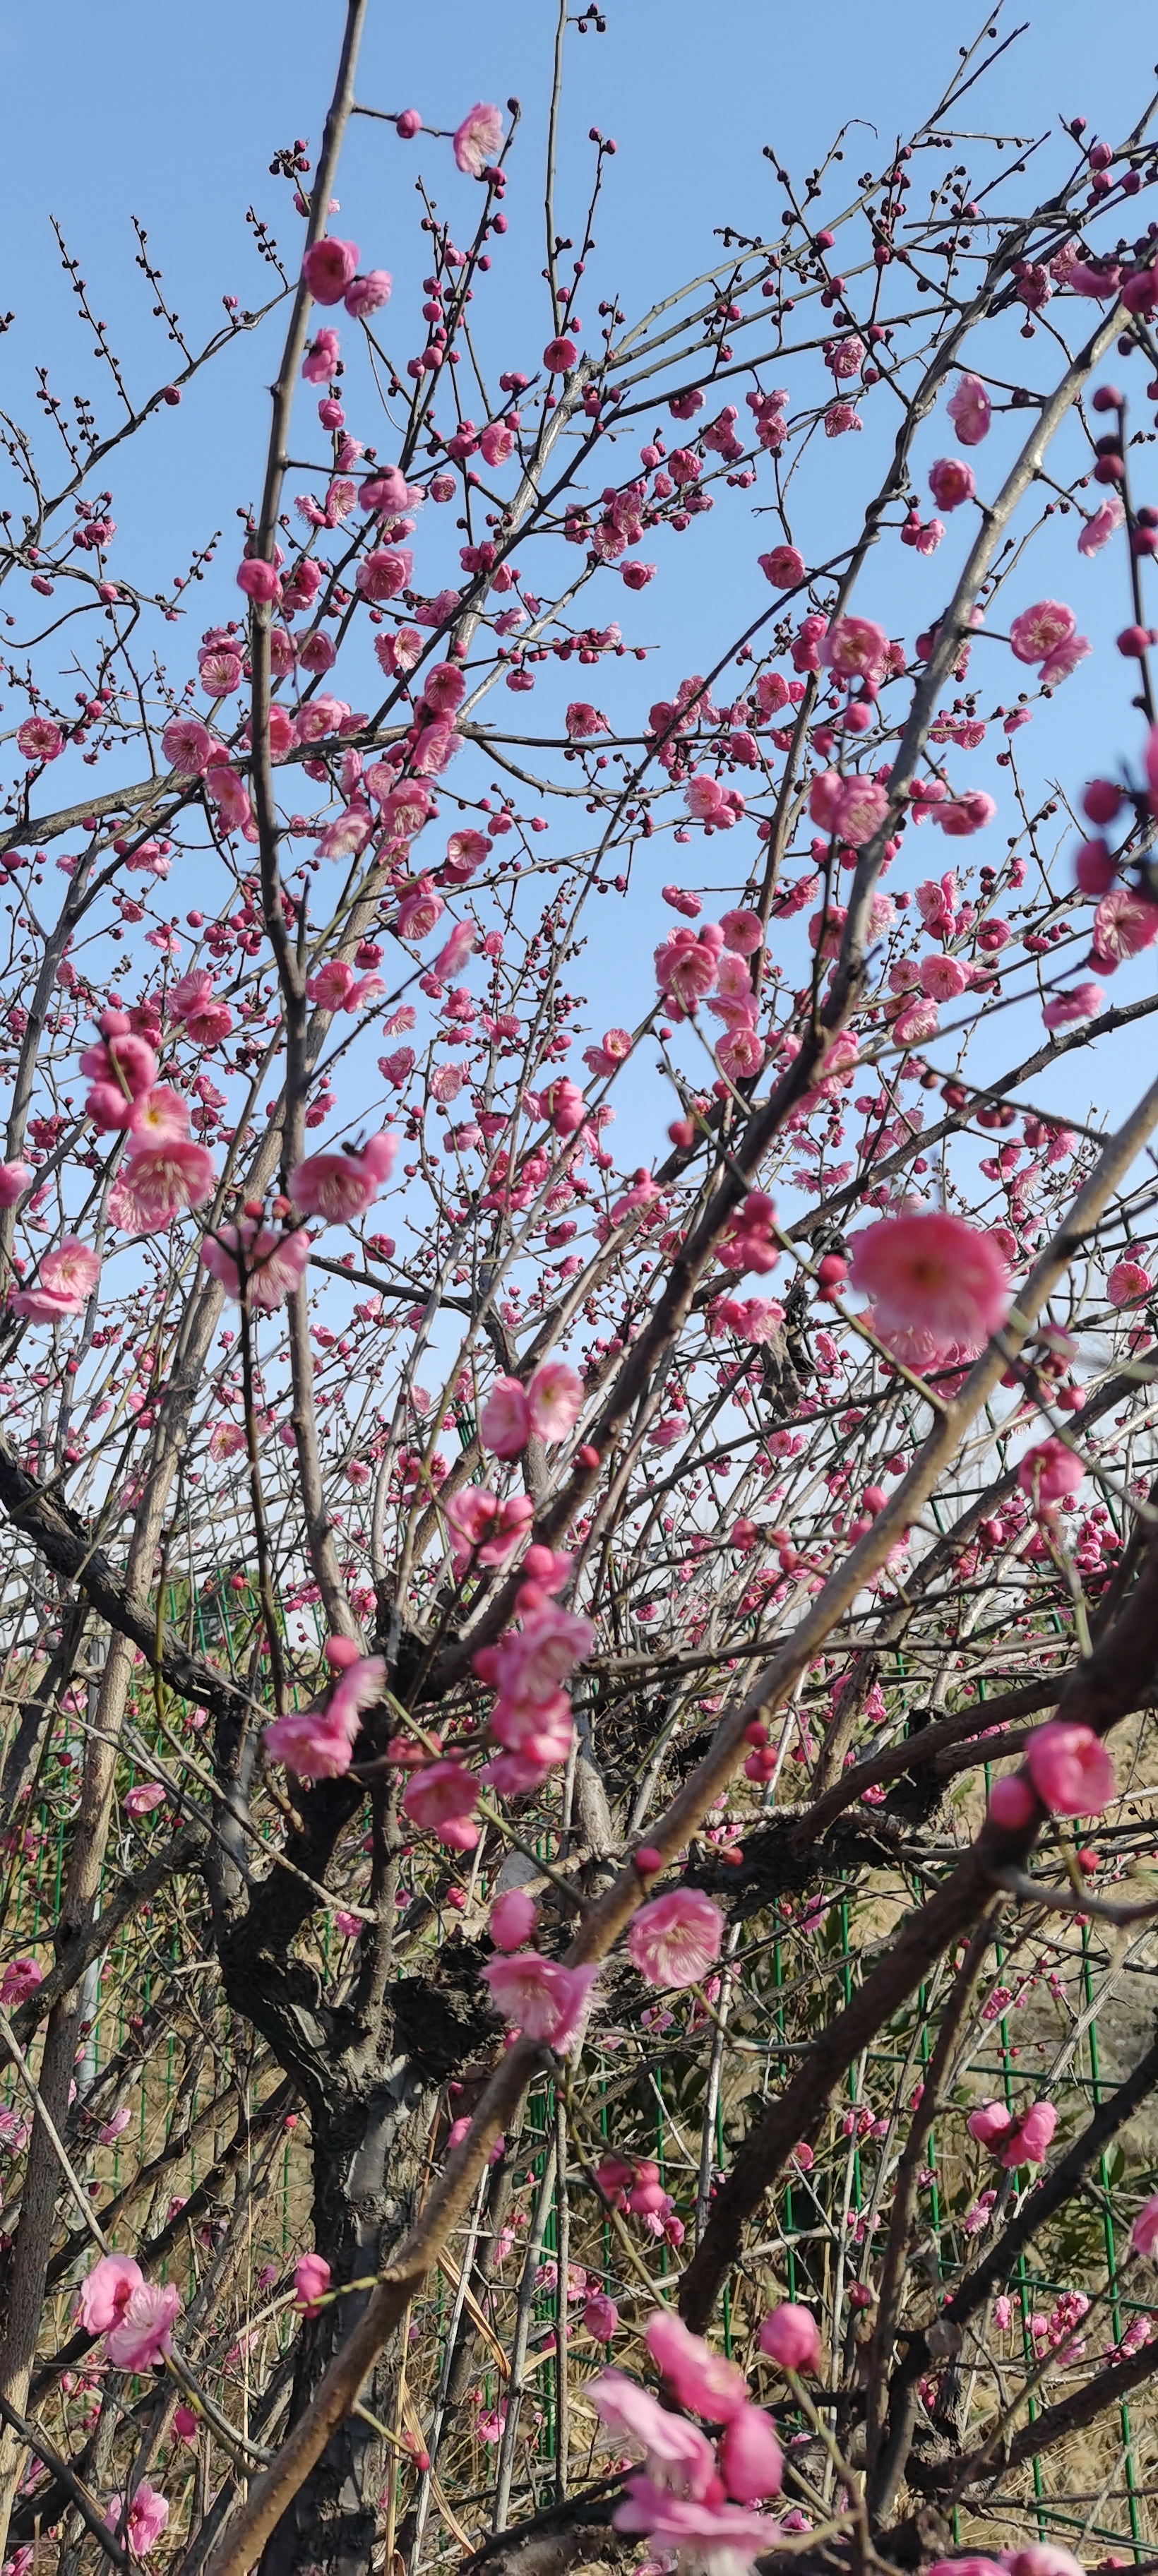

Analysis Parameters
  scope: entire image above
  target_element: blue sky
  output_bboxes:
[5,0,1158,1176]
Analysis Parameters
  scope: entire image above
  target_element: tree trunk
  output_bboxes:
[260,2074,438,2576]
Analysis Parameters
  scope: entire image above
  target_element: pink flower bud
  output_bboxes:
[757,2303,820,2372]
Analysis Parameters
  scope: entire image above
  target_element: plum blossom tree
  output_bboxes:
[6,14,1158,2576]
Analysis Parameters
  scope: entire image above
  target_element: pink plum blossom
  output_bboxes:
[302,237,360,305]
[480,1952,598,2053]
[200,1222,311,1311]
[1091,888,1158,969]
[110,1137,215,1234]
[11,1236,100,1320]
[0,1955,42,2007]
[587,2370,717,2494]
[264,1655,384,1781]
[808,770,890,847]
[1108,1256,1152,1305]
[0,1161,30,1205]
[453,103,503,176]
[1042,982,1104,1029]
[527,1361,583,1444]
[345,268,391,318]
[104,2279,181,2371]
[402,1759,480,1849]
[1017,1438,1083,1511]
[490,1888,538,1950]
[929,458,976,511]
[480,1376,532,1457]
[17,716,64,761]
[1025,1720,1115,1818]
[78,2253,144,2334]
[946,374,991,443]
[757,2304,820,2371]
[614,2491,781,2575]
[818,615,890,684]
[1000,2100,1056,2167]
[849,1211,1009,1359]
[106,2481,169,2559]
[758,546,804,588]
[293,2252,332,2313]
[1131,2194,1158,2258]
[1009,601,1076,665]
[717,2404,784,2503]
[288,1132,395,1224]
[645,2309,748,2421]
[1078,496,1125,556]
[627,1890,724,1989]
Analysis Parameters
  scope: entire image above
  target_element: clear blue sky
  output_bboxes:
[5,0,1158,1164]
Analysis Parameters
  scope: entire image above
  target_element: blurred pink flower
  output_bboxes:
[453,103,503,176]
[1025,1720,1114,1817]
[645,2309,747,2421]
[757,2304,820,2371]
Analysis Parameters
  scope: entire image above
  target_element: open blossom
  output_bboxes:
[1009,600,1076,664]
[11,1236,101,1320]
[849,1211,1009,1359]
[110,1135,215,1234]
[818,614,890,684]
[475,1604,594,1713]
[1000,2100,1057,2168]
[655,922,725,1014]
[966,2101,1014,2149]
[453,101,503,174]
[1078,494,1124,556]
[614,2490,781,2575]
[302,236,359,304]
[200,1221,311,1311]
[587,2371,717,2496]
[104,2278,182,2371]
[490,1888,538,1951]
[17,715,64,761]
[758,544,804,588]
[1091,886,1158,969]
[264,1655,384,1781]
[808,769,889,847]
[78,2253,144,2333]
[645,2309,748,2422]
[0,1160,30,1206]
[107,2481,169,2559]
[288,1132,395,1224]
[402,1758,479,1849]
[480,1375,532,1457]
[946,371,991,443]
[446,1486,533,1570]
[929,457,975,511]
[1,1955,42,2007]
[481,1952,598,2053]
[527,1361,583,1444]
[161,716,214,775]
[1025,1719,1115,1817]
[628,1890,724,1990]
[1108,1255,1152,1305]
[1042,981,1104,1029]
